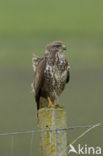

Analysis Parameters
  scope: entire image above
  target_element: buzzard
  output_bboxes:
[32,41,70,111]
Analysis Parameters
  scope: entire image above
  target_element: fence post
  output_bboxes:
[38,107,68,156]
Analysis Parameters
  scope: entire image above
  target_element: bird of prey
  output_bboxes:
[32,41,70,111]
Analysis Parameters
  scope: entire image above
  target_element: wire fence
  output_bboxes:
[0,123,103,156]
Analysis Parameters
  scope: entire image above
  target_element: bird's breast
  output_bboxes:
[44,61,67,86]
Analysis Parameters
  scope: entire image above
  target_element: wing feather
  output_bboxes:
[66,62,70,83]
[33,57,46,110]
[32,54,42,73]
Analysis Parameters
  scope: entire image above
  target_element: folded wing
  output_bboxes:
[33,57,46,110]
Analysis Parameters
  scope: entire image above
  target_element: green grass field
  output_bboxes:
[0,0,103,155]
[0,0,103,36]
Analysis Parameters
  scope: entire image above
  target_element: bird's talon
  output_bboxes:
[48,103,56,108]
[48,97,56,108]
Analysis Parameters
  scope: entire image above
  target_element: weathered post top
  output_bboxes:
[38,107,68,156]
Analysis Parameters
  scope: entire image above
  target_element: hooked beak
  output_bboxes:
[62,44,67,50]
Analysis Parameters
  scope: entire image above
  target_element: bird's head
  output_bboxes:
[45,41,67,54]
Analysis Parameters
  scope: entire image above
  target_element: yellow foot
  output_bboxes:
[48,97,56,108]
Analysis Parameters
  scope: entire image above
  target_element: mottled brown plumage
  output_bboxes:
[32,41,70,110]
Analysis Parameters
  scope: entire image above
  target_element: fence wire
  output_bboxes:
[0,123,102,156]
[0,124,103,136]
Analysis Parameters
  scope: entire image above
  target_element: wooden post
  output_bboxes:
[38,107,68,156]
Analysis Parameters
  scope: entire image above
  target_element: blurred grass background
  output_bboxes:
[0,0,103,155]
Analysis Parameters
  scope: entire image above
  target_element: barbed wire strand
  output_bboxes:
[0,123,103,137]
[61,123,102,156]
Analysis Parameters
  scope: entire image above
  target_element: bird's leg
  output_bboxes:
[48,97,56,108]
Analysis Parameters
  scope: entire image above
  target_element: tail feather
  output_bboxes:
[35,90,41,117]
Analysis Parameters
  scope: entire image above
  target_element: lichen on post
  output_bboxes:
[38,107,68,156]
